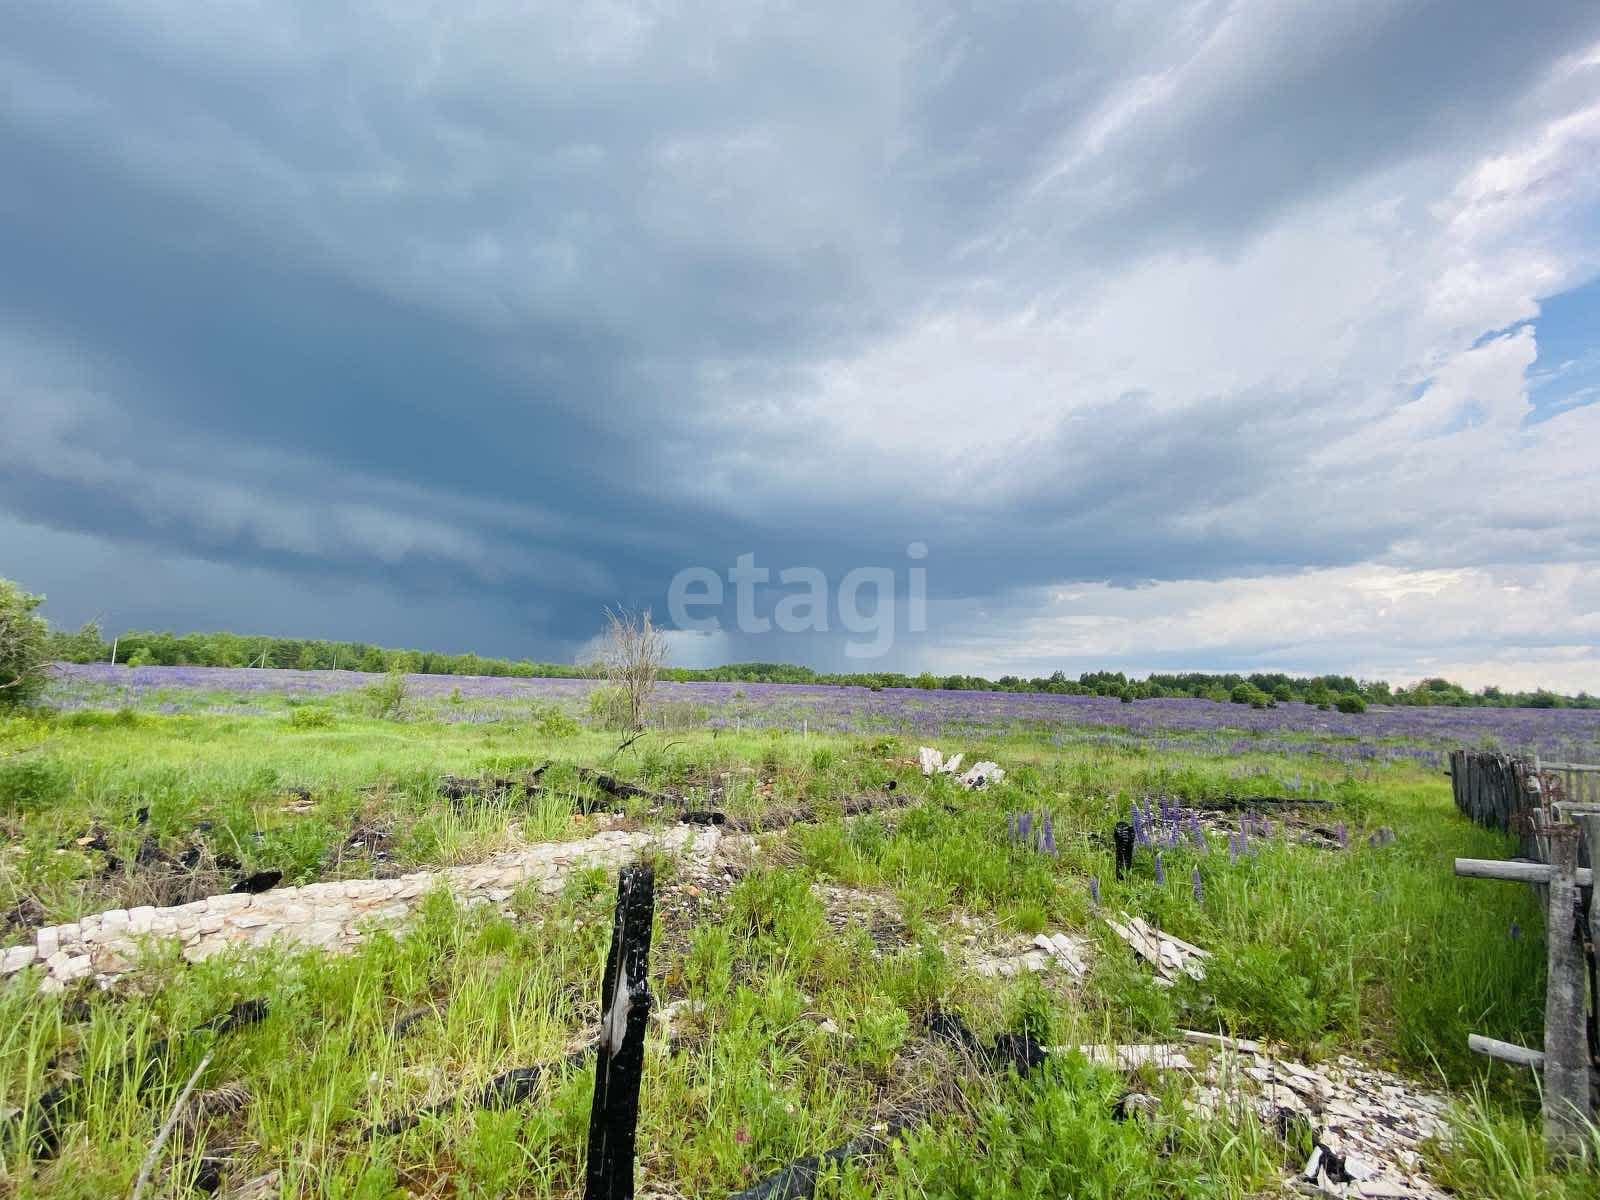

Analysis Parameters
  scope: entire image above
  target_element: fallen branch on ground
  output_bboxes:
[130,1051,212,1200]
[364,1048,591,1138]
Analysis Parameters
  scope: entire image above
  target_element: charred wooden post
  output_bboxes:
[1113,821,1134,881]
[585,864,655,1200]
[1542,825,1589,1160]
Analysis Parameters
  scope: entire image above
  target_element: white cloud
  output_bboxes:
[2,2,1599,683]
[932,562,1600,693]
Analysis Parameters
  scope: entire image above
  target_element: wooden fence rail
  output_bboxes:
[1450,750,1599,1161]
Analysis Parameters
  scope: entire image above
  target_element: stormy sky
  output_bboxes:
[4,1,1599,689]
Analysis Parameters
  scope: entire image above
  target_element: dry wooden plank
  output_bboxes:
[1467,1034,1545,1068]
[1453,859,1593,886]
[1180,1030,1264,1054]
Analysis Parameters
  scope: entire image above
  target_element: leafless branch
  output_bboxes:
[587,607,668,732]
[130,1050,213,1200]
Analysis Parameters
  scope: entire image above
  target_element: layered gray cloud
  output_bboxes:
[3,1,1599,685]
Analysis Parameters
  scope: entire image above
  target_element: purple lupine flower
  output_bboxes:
[1509,920,1520,941]
[1018,812,1032,843]
[1041,812,1056,856]
[1189,814,1207,852]
[1191,868,1204,903]
[1132,804,1148,846]
[1154,852,1166,886]
[1088,876,1101,906]
[1228,834,1240,863]
[1335,821,1348,849]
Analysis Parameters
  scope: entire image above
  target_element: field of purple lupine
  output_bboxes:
[44,662,1600,766]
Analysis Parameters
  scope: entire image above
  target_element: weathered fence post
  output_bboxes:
[1543,825,1589,1161]
[1579,813,1600,1115]
[585,864,655,1200]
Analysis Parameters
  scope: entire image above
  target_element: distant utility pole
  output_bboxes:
[109,636,118,665]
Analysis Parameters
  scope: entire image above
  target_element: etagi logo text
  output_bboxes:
[666,544,928,659]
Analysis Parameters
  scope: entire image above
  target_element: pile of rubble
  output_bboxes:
[917,747,1004,790]
[1202,1043,1450,1197]
[1093,1031,1450,1199]
[2,824,728,991]
[948,908,1091,980]
[1103,911,1211,984]
[811,883,908,954]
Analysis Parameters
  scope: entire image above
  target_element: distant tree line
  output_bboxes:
[46,625,584,679]
[42,623,1596,710]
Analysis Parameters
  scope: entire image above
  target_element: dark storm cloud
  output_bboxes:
[2,0,1598,667]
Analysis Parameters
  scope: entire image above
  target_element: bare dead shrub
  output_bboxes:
[585,607,667,731]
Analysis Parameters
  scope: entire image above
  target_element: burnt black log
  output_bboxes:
[1187,794,1330,812]
[585,865,655,1200]
[230,871,282,895]
[364,1050,590,1138]
[578,769,668,803]
[727,1112,923,1200]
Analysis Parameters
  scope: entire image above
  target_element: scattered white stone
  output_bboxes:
[920,746,1005,788]
[1104,912,1210,984]
[1,944,37,973]
[958,762,1004,789]
[2,823,728,989]
[969,928,1091,980]
[1063,1043,1195,1071]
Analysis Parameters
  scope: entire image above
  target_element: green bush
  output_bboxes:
[0,756,72,814]
[533,706,580,739]
[586,685,632,731]
[0,578,50,708]
[849,996,909,1073]
[359,668,408,719]
[1231,683,1273,707]
[287,705,336,730]
[1335,694,1366,714]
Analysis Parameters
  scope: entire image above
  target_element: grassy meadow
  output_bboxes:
[1,670,1596,1198]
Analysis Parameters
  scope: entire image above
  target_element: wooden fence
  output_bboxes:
[1450,750,1599,1159]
